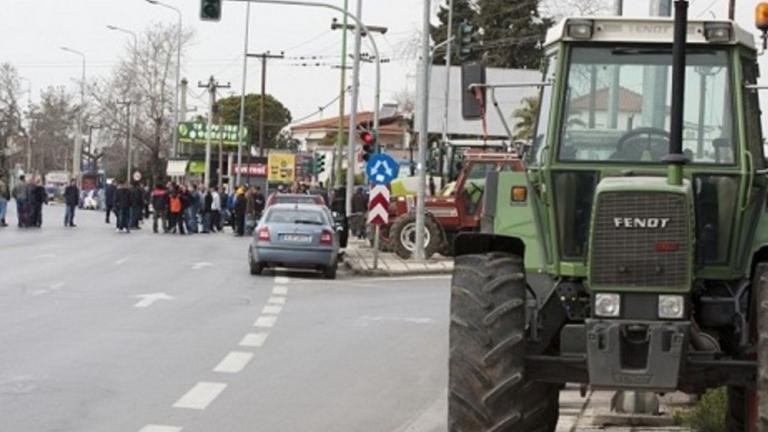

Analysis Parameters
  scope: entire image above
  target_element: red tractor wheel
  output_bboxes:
[389,213,441,260]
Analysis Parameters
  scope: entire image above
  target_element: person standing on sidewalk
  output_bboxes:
[0,176,9,227]
[115,181,132,233]
[233,186,247,236]
[130,182,144,229]
[63,179,79,227]
[210,186,222,233]
[201,187,212,233]
[104,180,116,224]
[30,177,47,228]
[351,187,368,239]
[168,187,186,235]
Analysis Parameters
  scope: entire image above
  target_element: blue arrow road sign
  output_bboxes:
[366,153,399,185]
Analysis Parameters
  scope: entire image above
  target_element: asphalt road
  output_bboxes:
[0,203,449,432]
[1,203,687,432]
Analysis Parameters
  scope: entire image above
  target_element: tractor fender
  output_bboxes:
[453,232,526,258]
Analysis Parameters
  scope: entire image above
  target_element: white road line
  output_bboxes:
[191,262,213,270]
[254,315,278,328]
[138,425,182,432]
[114,257,129,265]
[268,296,287,305]
[272,286,288,295]
[274,276,291,284]
[34,253,56,260]
[173,382,227,410]
[262,305,283,315]
[239,332,269,348]
[213,351,254,373]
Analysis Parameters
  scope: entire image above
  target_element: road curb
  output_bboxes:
[342,260,453,277]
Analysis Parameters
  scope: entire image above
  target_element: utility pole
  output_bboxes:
[728,0,735,20]
[117,100,133,179]
[218,111,225,189]
[415,0,432,261]
[180,78,189,122]
[334,0,349,189]
[198,76,231,188]
[345,0,364,216]
[237,1,252,187]
[440,0,455,181]
[247,51,285,157]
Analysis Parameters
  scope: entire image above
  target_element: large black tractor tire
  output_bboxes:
[449,253,559,432]
[390,213,441,260]
[728,263,768,431]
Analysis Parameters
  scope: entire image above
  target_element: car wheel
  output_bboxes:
[323,263,337,280]
[249,250,264,276]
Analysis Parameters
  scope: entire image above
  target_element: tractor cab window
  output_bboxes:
[559,46,734,165]
[462,162,492,216]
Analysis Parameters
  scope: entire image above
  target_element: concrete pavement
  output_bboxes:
[0,203,690,431]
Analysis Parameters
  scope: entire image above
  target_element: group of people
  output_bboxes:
[101,180,268,236]
[1,175,50,228]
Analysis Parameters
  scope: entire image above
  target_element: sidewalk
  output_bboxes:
[342,239,454,276]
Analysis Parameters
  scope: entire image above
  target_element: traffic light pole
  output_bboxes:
[228,0,382,209]
[415,0,431,261]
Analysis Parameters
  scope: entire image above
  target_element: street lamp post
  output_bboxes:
[60,46,86,185]
[145,0,183,158]
[107,25,139,181]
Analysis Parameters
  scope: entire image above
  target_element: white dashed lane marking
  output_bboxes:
[213,351,254,373]
[268,296,286,305]
[262,305,283,315]
[272,286,288,295]
[138,425,182,432]
[114,257,129,265]
[239,332,269,348]
[254,316,278,328]
[274,276,291,284]
[173,382,227,410]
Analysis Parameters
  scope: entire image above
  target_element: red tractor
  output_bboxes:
[377,152,524,259]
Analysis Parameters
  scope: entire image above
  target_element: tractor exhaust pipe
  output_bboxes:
[665,0,689,186]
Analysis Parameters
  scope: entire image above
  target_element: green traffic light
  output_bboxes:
[201,0,222,21]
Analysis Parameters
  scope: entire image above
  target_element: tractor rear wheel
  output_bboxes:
[449,253,559,432]
[757,263,768,431]
[390,213,441,260]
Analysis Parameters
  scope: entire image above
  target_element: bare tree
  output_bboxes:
[91,22,193,182]
[540,0,613,19]
[27,86,77,174]
[393,86,417,114]
[0,63,22,178]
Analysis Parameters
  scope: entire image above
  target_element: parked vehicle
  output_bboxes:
[265,192,325,207]
[249,204,340,278]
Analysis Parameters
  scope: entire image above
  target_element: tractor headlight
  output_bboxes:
[703,22,732,43]
[595,293,621,318]
[658,295,685,319]
[567,19,594,40]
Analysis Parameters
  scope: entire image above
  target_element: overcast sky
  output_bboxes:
[0,0,757,125]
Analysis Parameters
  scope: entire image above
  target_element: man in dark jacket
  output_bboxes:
[29,178,47,228]
[64,179,79,227]
[201,187,213,233]
[130,182,144,229]
[233,187,247,236]
[115,181,132,233]
[104,181,117,224]
[12,175,29,227]
[151,184,169,234]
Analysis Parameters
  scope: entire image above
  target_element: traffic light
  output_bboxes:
[458,20,476,61]
[314,153,326,174]
[360,129,377,162]
[201,0,222,21]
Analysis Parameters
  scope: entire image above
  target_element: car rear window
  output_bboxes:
[266,209,326,225]
[274,196,318,205]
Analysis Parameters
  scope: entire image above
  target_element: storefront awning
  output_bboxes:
[167,160,189,177]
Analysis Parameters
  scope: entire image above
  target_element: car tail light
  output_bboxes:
[319,229,333,245]
[257,227,270,242]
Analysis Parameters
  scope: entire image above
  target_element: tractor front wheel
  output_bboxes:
[449,252,559,431]
[390,214,441,260]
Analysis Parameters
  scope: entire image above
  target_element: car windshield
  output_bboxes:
[266,209,326,225]
[559,46,734,164]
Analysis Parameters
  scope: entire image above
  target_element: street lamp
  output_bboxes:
[106,25,138,48]
[60,46,86,184]
[145,0,183,158]
[107,25,140,180]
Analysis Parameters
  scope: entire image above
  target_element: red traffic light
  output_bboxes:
[360,130,375,145]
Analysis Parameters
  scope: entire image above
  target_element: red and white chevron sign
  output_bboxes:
[367,185,390,225]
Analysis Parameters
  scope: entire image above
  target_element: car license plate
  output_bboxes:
[282,234,310,243]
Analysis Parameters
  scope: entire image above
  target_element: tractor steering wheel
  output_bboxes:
[614,127,670,162]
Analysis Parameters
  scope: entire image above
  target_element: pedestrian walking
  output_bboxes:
[0,176,9,227]
[130,182,144,229]
[186,184,200,234]
[29,178,47,228]
[253,186,265,221]
[201,187,212,234]
[168,188,186,235]
[64,179,79,227]
[115,181,132,233]
[11,175,29,227]
[233,186,247,236]
[211,187,222,232]
[352,187,368,239]
[151,184,169,234]
[104,180,116,224]
[245,186,257,236]
[429,176,437,196]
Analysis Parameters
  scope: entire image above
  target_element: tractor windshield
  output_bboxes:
[559,46,734,165]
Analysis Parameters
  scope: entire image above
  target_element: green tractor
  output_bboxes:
[449,2,768,430]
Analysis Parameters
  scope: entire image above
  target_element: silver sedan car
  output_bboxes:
[249,204,340,278]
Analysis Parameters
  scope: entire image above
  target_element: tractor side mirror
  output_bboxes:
[462,61,486,120]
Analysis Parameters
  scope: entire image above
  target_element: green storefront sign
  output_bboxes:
[188,161,206,174]
[177,122,249,147]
